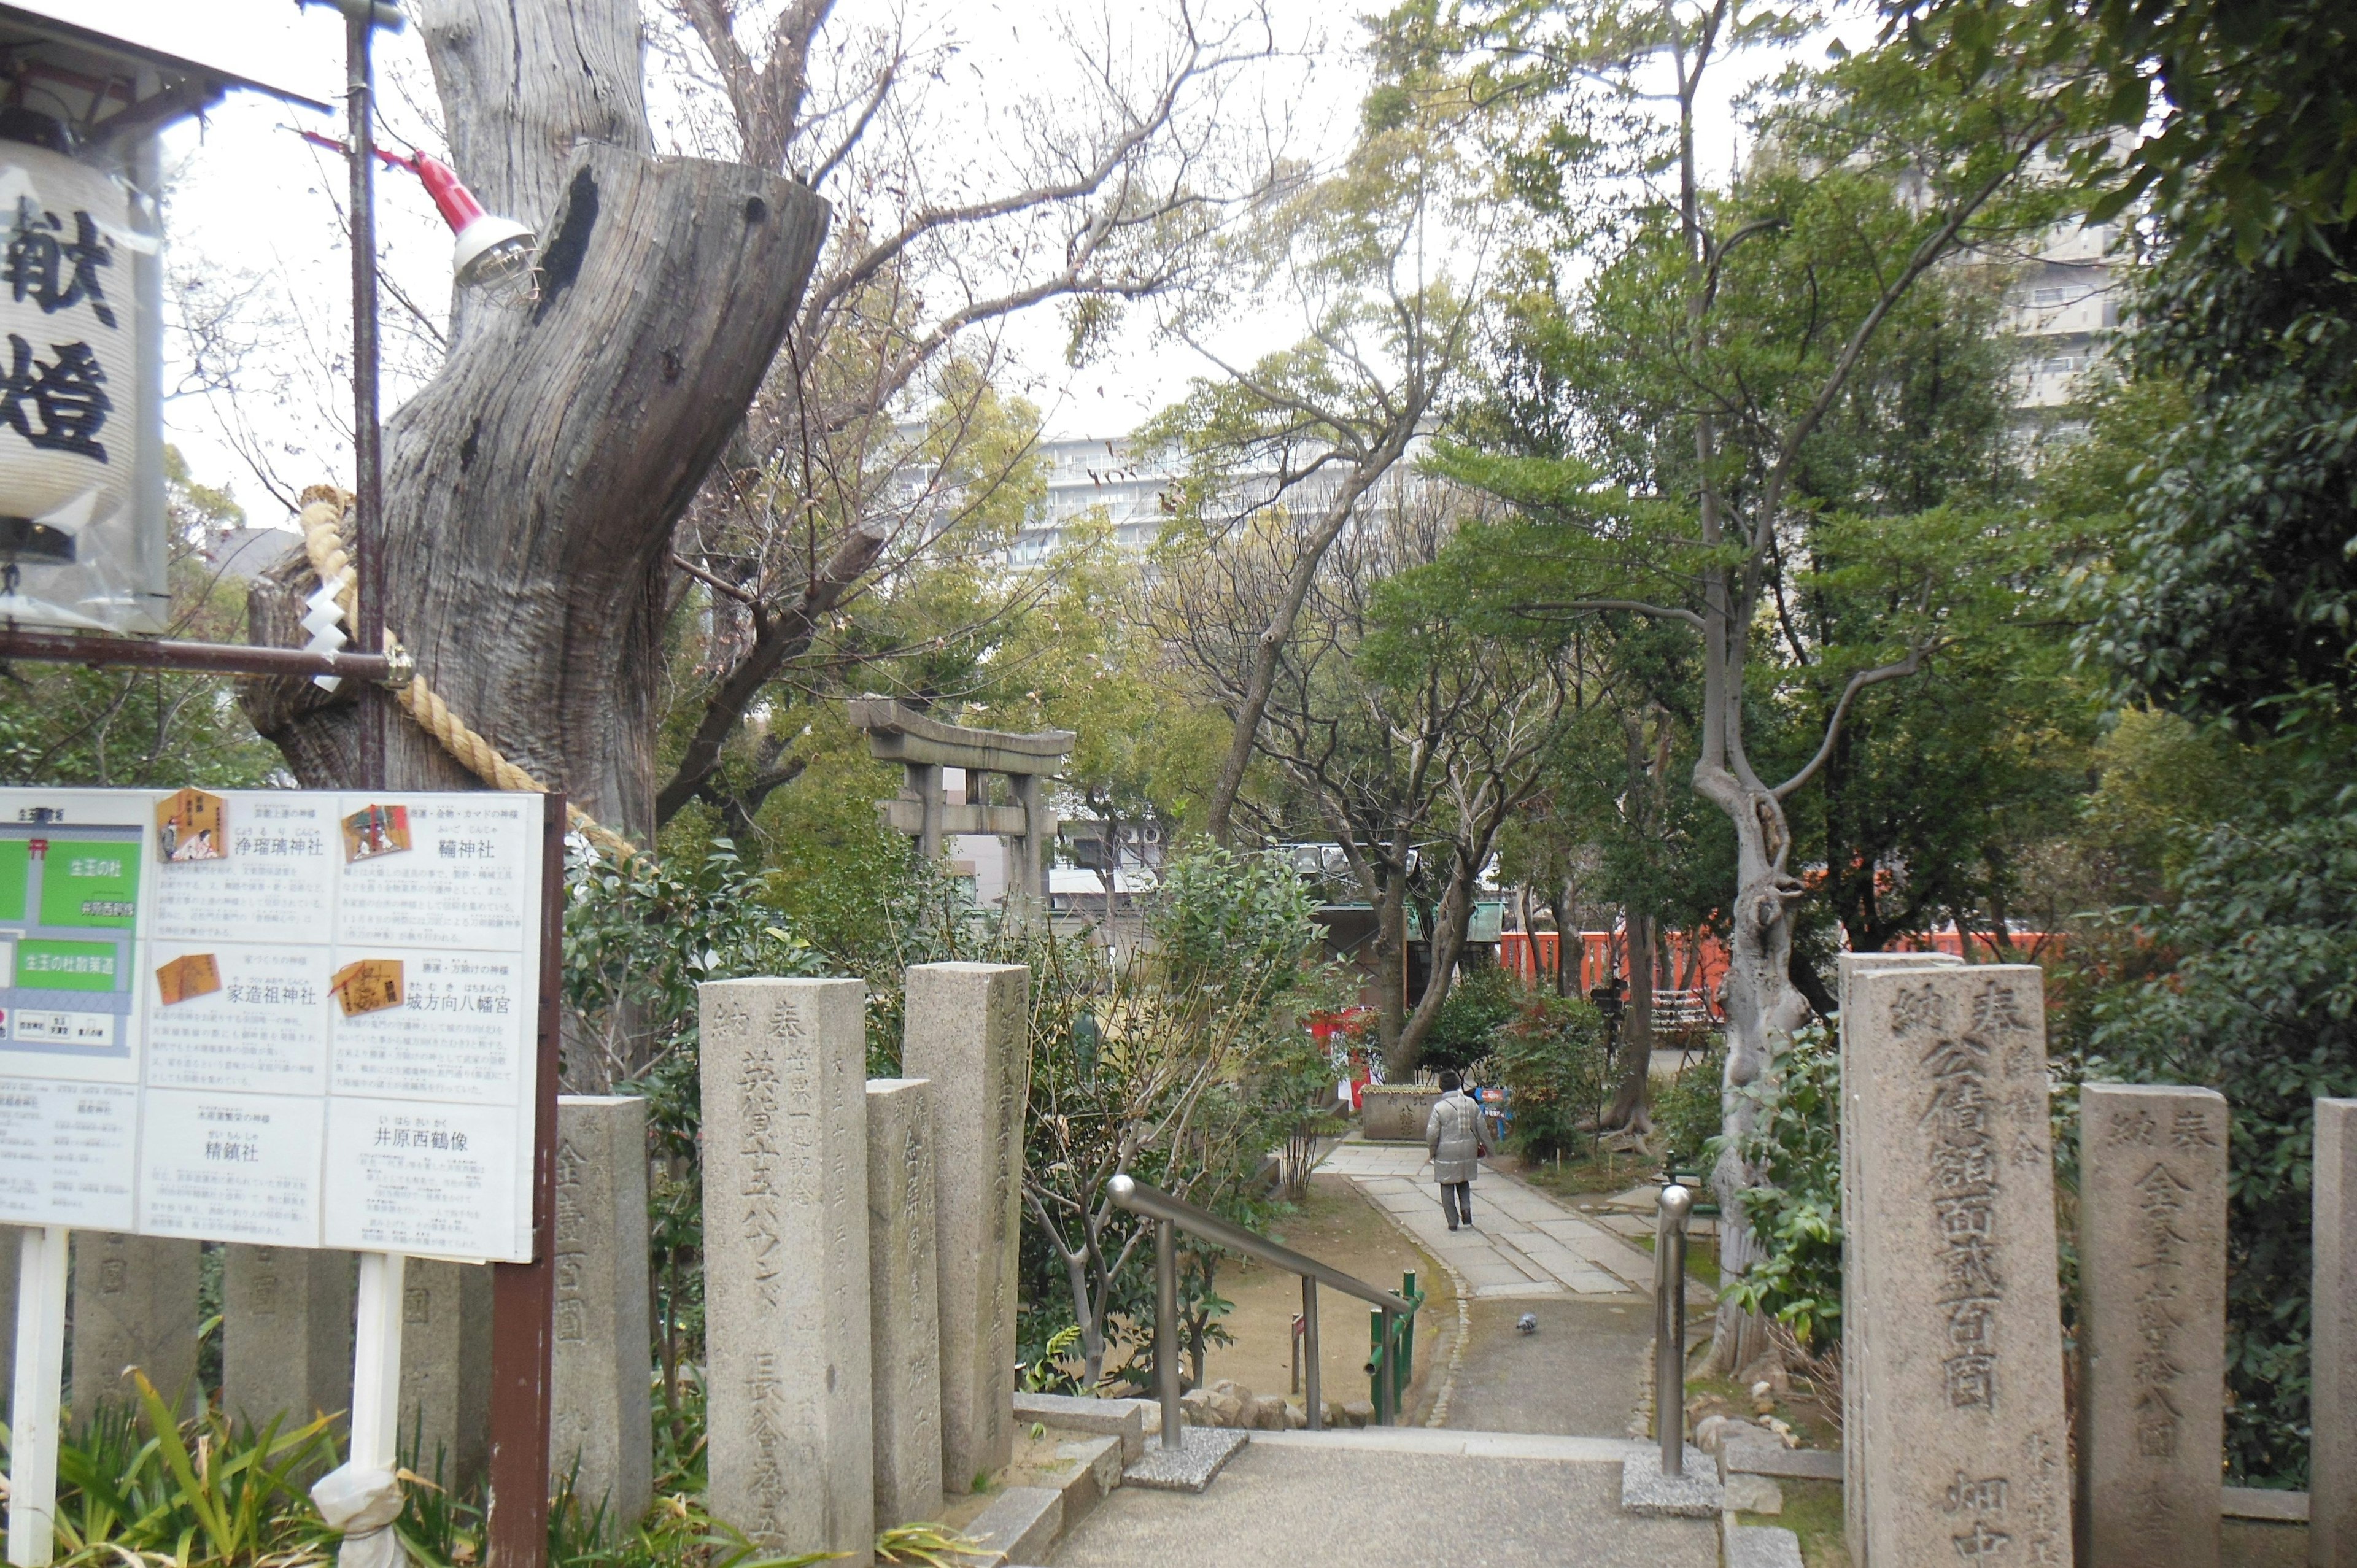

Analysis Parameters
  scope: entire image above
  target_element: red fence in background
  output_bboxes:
[1498,926,2059,1012]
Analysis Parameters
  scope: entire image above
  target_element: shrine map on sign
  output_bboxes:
[0,788,543,1262]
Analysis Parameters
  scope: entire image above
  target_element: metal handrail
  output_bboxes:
[1109,1175,1415,1313]
[1109,1173,1419,1448]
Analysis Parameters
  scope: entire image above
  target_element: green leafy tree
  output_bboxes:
[1409,0,2076,1371]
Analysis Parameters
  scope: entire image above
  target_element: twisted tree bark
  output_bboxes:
[241,0,829,841]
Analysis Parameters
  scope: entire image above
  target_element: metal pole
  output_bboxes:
[1656,1181,1695,1475]
[1156,1217,1180,1452]
[1302,1276,1322,1431]
[1372,1308,1394,1426]
[346,2,385,790]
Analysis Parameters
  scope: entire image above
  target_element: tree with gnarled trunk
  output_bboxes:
[242,0,829,841]
[242,0,1290,862]
[1404,0,2073,1374]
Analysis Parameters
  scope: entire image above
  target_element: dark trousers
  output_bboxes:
[1441,1181,1473,1227]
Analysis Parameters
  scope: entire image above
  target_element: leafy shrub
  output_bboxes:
[1420,965,1527,1073]
[1489,993,1608,1157]
[1720,1024,1843,1350]
[1018,844,1339,1392]
[1653,1038,1727,1175]
[2079,800,2357,1485]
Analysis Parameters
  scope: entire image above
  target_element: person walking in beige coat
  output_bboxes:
[1425,1070,1492,1230]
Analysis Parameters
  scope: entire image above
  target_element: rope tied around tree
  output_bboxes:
[293,485,639,860]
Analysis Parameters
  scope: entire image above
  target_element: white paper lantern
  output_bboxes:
[0,140,159,634]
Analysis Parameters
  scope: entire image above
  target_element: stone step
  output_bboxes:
[967,1429,1131,1566]
[1048,1429,1717,1567]
[967,1486,1063,1566]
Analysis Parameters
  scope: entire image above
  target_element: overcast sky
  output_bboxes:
[76,0,1854,525]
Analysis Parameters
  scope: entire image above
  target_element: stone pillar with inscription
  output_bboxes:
[865,1078,943,1529]
[397,1260,492,1492]
[70,1234,200,1419]
[1848,964,2073,1567]
[2077,1084,2226,1568]
[2314,1099,2357,1567]
[222,1245,354,1436]
[1836,951,1964,1567]
[900,962,1029,1493]
[551,1095,654,1526]
[700,978,874,1566]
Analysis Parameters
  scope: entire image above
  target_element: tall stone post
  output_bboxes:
[901,962,1029,1492]
[223,1246,354,1437]
[866,1079,943,1530]
[700,978,874,1564]
[2314,1098,2357,1566]
[2078,1084,2226,1568]
[398,1261,492,1492]
[70,1234,199,1419]
[1848,965,2073,1566]
[551,1095,654,1527]
[1835,950,1962,1567]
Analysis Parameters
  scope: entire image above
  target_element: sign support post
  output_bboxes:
[6,1226,68,1568]
[347,1251,407,1473]
[485,794,563,1567]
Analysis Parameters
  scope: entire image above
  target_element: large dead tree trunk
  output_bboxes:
[240,0,828,839]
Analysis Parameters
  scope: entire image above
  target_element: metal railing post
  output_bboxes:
[1398,1270,1418,1400]
[1157,1216,1181,1452]
[1302,1277,1322,1431]
[1656,1181,1695,1475]
[1106,1172,1417,1440]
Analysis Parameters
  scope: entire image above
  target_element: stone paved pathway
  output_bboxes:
[1315,1137,1655,1299]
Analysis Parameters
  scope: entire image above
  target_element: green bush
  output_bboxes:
[1653,1038,1727,1175]
[1719,1024,1843,1350]
[1490,993,1608,1157]
[1420,964,1526,1073]
[2078,801,2357,1485]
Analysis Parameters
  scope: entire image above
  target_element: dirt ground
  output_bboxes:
[1196,1173,1457,1421]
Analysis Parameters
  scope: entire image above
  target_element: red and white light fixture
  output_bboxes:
[300,131,536,287]
[403,150,536,287]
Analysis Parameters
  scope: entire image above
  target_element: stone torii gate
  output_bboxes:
[850,697,1074,921]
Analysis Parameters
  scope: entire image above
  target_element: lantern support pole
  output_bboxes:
[345,1,387,791]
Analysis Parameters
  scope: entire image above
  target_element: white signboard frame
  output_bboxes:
[0,786,548,1262]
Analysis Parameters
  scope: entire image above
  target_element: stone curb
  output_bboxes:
[964,1486,1062,1566]
[2223,1485,2308,1523]
[1724,1523,1804,1568]
[1720,1440,1841,1481]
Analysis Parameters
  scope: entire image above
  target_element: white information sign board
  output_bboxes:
[0,787,543,1262]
